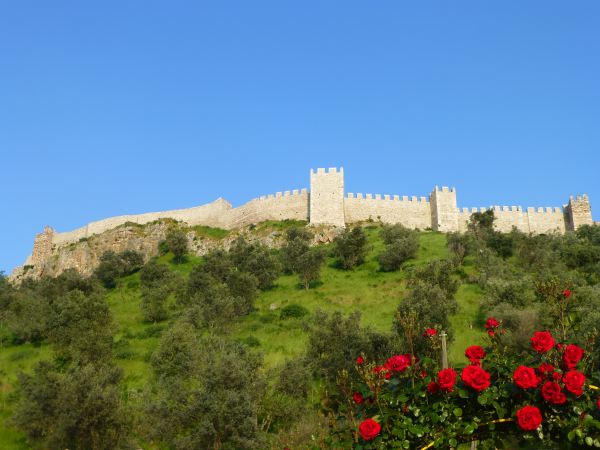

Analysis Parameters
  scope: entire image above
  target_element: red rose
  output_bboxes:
[465,345,486,364]
[513,366,541,389]
[359,418,381,441]
[562,344,584,369]
[461,365,491,392]
[530,331,555,353]
[563,289,572,298]
[541,381,566,404]
[552,372,562,381]
[516,405,542,431]
[597,398,600,410]
[423,328,437,337]
[563,370,586,396]
[437,368,457,392]
[427,381,440,394]
[356,356,364,365]
[538,362,555,376]
[353,392,364,404]
[385,354,411,372]
[487,330,495,337]
[484,317,500,329]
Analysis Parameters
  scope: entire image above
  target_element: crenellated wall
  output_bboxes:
[457,206,567,234]
[13,167,594,280]
[344,193,431,229]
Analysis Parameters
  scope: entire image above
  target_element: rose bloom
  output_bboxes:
[461,365,491,392]
[353,392,364,404]
[597,398,600,410]
[513,366,541,389]
[359,418,381,441]
[552,371,562,381]
[427,381,440,394]
[437,368,457,392]
[423,328,437,337]
[562,344,584,369]
[541,381,566,405]
[516,405,542,431]
[465,345,486,364]
[530,331,556,353]
[356,356,364,365]
[385,354,411,372]
[487,330,495,337]
[563,289,572,298]
[563,370,586,396]
[484,317,500,329]
[538,362,555,376]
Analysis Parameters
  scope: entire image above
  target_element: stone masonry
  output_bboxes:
[13,167,594,278]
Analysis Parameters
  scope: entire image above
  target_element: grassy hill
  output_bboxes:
[0,224,487,449]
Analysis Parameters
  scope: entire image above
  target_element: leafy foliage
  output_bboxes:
[332,226,368,270]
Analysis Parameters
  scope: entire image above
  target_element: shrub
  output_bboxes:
[280,303,309,319]
[165,228,188,263]
[332,226,368,269]
[378,224,419,272]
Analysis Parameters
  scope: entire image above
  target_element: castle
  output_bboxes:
[17,167,594,275]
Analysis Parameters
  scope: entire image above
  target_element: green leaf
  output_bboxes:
[587,437,594,447]
[453,407,463,417]
[569,431,576,442]
[449,438,458,447]
[459,388,469,399]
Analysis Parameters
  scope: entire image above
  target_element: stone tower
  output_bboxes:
[430,186,459,232]
[309,167,345,227]
[566,194,593,231]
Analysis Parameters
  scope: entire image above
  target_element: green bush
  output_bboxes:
[280,303,309,320]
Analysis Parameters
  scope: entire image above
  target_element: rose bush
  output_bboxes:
[330,316,600,449]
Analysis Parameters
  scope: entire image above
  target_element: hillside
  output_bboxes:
[4,218,599,449]
[0,224,486,449]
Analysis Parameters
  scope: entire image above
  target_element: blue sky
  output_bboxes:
[1,1,599,274]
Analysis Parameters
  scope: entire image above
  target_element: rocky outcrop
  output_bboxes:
[9,220,341,284]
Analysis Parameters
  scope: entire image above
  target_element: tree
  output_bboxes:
[378,224,420,271]
[306,310,399,382]
[393,281,457,355]
[94,250,144,288]
[280,227,313,274]
[407,259,459,299]
[94,251,124,288]
[468,209,495,240]
[47,290,114,364]
[296,248,326,289]
[140,260,174,323]
[230,237,282,289]
[332,226,368,269]
[13,360,129,450]
[146,335,266,450]
[446,232,469,266]
[165,228,189,263]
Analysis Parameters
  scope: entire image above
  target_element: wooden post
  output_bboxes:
[440,331,448,369]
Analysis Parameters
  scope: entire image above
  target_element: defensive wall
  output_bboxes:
[18,167,593,275]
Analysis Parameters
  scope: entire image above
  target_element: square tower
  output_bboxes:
[430,186,459,232]
[566,195,593,230]
[309,167,345,227]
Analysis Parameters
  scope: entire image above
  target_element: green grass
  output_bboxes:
[0,223,486,449]
[189,224,230,239]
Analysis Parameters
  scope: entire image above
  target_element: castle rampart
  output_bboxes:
[13,167,594,278]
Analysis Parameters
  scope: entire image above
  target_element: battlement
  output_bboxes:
[14,167,594,281]
[346,193,429,203]
[311,167,343,176]
[258,188,307,200]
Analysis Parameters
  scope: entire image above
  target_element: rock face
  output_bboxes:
[9,220,341,283]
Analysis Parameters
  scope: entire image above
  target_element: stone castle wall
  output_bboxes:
[456,206,567,234]
[343,193,431,228]
[14,167,593,279]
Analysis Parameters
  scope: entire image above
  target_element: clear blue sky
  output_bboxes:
[1,1,599,274]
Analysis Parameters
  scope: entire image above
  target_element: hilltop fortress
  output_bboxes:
[15,167,593,278]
